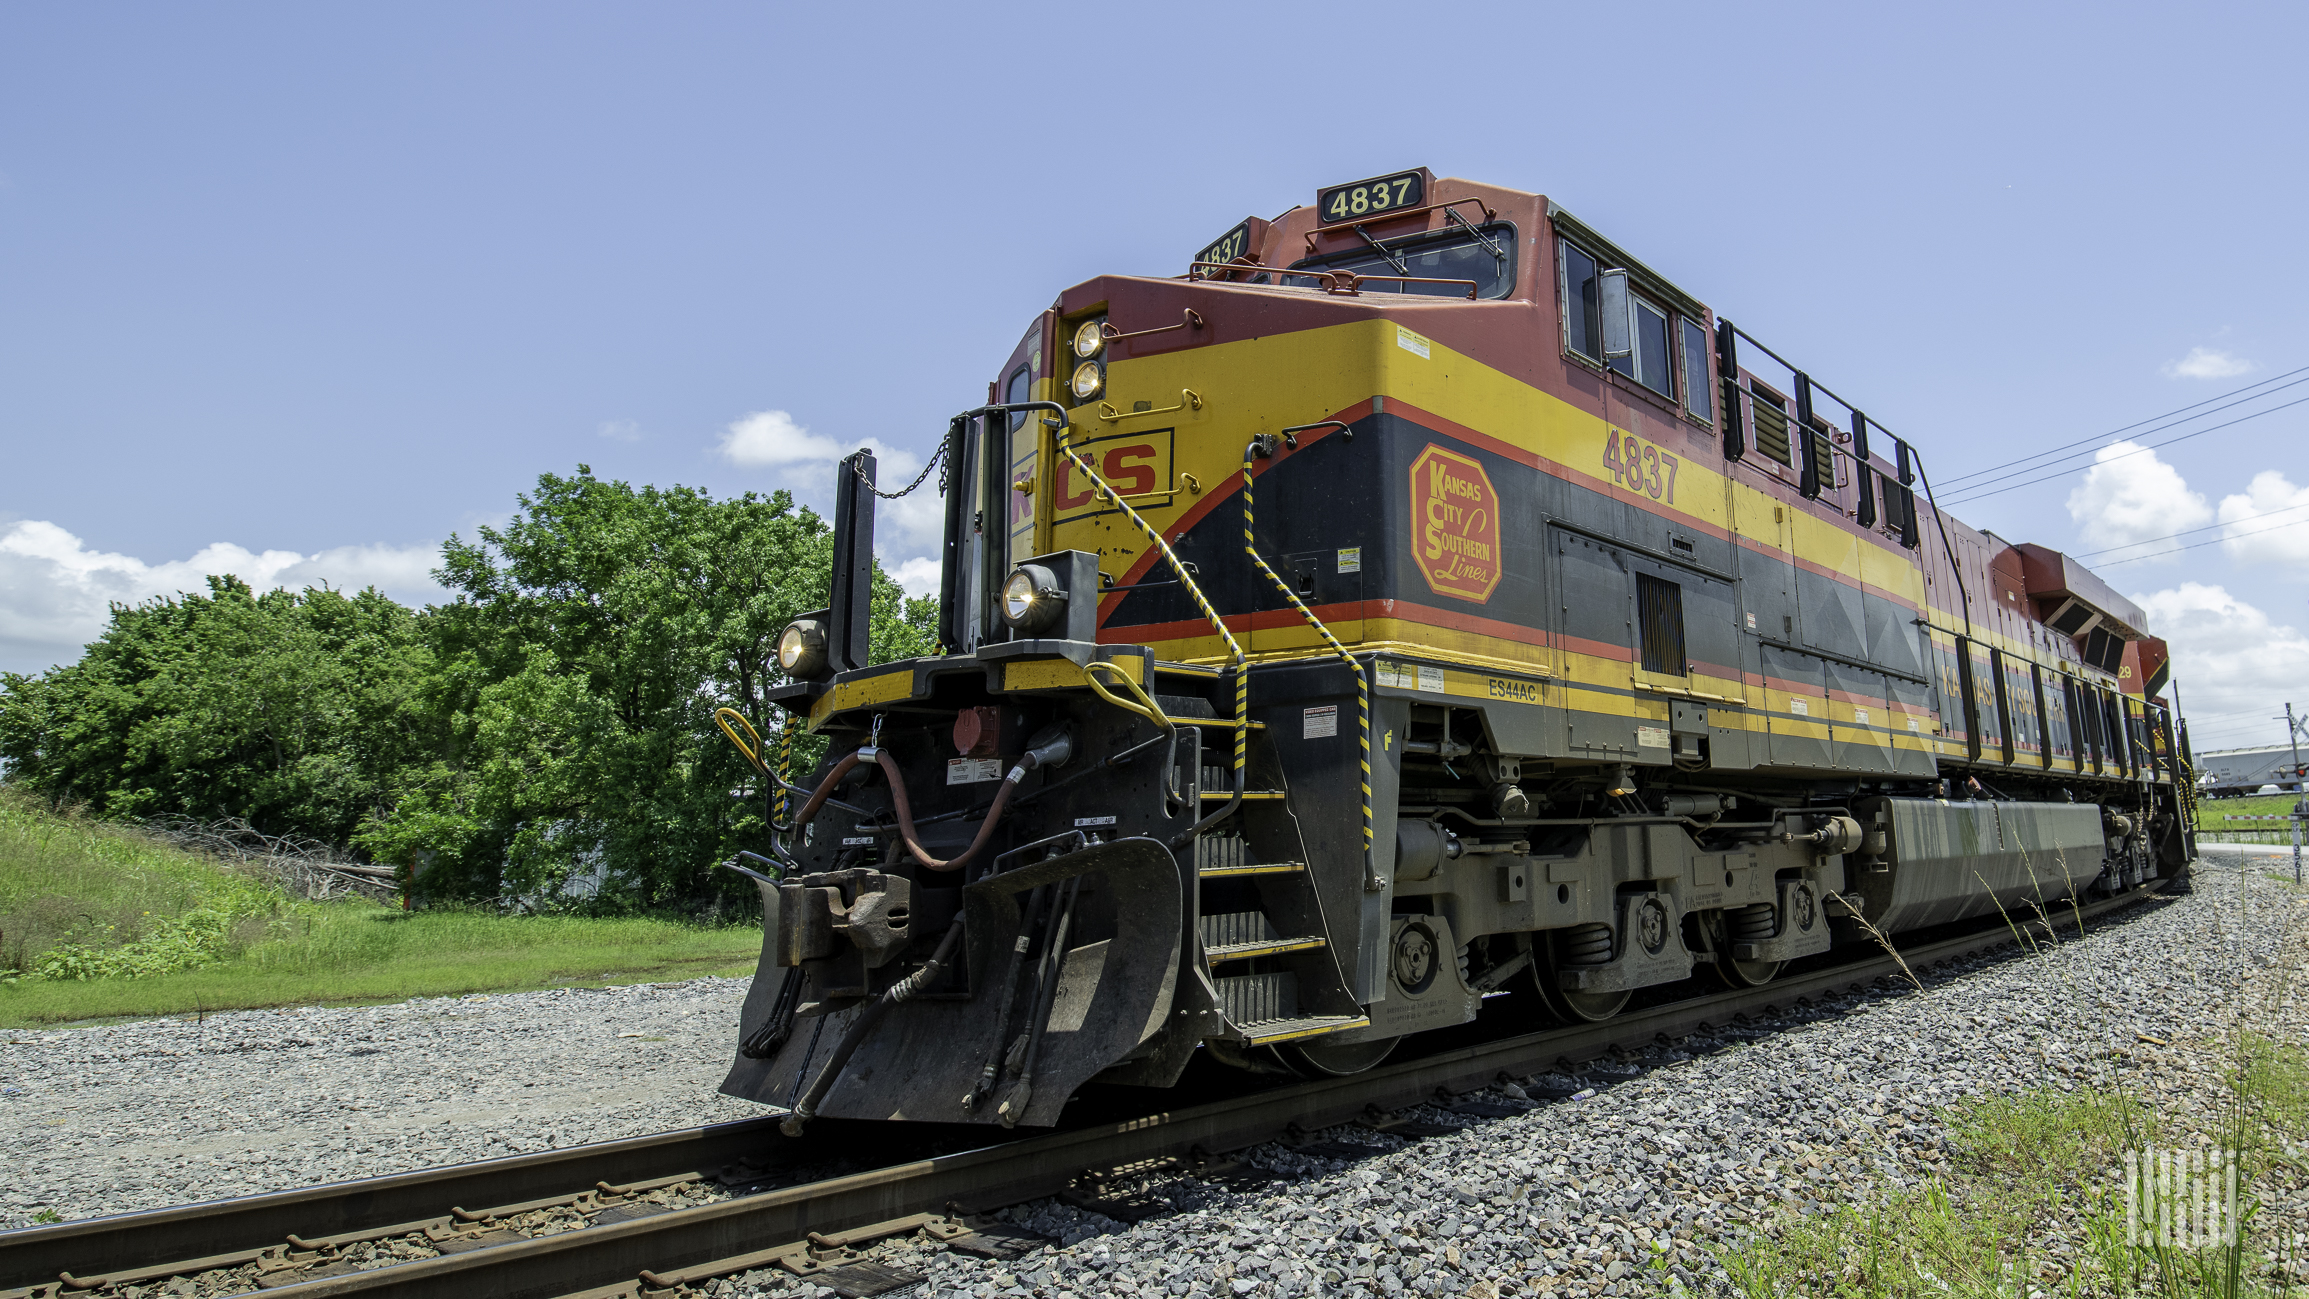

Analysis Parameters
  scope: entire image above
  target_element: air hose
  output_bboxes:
[789,730,1073,875]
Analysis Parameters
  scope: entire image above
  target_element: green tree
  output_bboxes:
[0,578,435,844]
[352,466,934,903]
[1,465,938,907]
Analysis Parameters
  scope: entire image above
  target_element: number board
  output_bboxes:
[1318,169,1428,224]
[1195,218,1256,267]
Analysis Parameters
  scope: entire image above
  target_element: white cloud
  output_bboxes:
[714,409,944,583]
[0,522,448,676]
[2131,583,2309,723]
[717,410,847,468]
[598,419,642,442]
[887,556,943,599]
[2163,346,2254,380]
[2062,441,2210,559]
[2216,469,2309,568]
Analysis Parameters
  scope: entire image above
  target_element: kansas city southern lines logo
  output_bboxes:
[1410,444,1502,602]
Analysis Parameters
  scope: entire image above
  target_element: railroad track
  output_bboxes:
[1,872,2182,1299]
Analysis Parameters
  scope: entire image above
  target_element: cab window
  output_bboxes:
[1289,222,1518,299]
[1005,364,1031,431]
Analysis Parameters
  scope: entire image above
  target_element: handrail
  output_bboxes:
[1084,660,1186,812]
[1096,388,1203,423]
[1335,273,1480,300]
[1101,308,1203,346]
[1240,438,1379,892]
[714,706,801,831]
[1182,262,1477,300]
[1188,260,1351,291]
[1279,419,1354,445]
[1046,425,1250,839]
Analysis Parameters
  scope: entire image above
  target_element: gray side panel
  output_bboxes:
[1738,537,1798,643]
[1797,563,1866,661]
[1865,589,1925,679]
[1761,644,1831,768]
[1827,661,1892,774]
[1887,675,1939,776]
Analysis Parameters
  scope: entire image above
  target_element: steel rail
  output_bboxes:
[114,873,2178,1299]
[0,1116,818,1294]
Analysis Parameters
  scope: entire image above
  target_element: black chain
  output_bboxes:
[855,440,950,500]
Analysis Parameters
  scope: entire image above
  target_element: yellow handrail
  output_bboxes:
[1240,440,1378,891]
[715,705,801,827]
[1050,423,1249,826]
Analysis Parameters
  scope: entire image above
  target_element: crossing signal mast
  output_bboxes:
[2282,703,2309,784]
[2286,704,2308,885]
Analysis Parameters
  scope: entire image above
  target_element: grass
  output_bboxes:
[1712,856,2309,1299]
[1713,1047,2309,1297]
[0,791,762,1030]
[2197,793,2307,845]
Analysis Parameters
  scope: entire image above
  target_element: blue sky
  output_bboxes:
[3,2,2304,751]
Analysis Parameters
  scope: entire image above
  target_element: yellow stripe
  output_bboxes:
[1002,654,1145,692]
[810,667,918,724]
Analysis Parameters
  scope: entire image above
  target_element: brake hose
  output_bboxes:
[789,731,1074,875]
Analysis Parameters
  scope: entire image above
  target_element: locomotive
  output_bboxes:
[717,169,2195,1130]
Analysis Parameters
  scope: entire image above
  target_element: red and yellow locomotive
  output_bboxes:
[719,169,2192,1129]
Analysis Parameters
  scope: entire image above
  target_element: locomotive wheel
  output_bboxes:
[1710,907,1782,989]
[1535,928,1629,1023]
[1713,950,1782,989]
[1276,1035,1401,1077]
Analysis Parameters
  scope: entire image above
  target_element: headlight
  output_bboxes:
[776,618,829,679]
[1071,360,1104,400]
[1072,319,1106,359]
[1000,564,1066,634]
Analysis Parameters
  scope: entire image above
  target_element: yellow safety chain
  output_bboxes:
[1051,428,1249,802]
[1240,442,1378,888]
[775,712,799,826]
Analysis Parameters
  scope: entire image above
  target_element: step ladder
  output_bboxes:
[1187,728,1367,1048]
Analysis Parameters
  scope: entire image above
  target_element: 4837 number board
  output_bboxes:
[1318,170,1426,223]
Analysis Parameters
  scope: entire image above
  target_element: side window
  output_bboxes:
[1561,237,1698,408]
[1680,317,1713,421]
[1005,364,1031,431]
[1560,241,1600,360]
[1610,299,1673,398]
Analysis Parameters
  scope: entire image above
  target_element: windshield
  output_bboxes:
[1285,221,1517,299]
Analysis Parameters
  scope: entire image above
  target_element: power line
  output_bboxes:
[2092,515,2309,567]
[2074,499,2309,559]
[1942,393,2309,507]
[1938,364,2309,489]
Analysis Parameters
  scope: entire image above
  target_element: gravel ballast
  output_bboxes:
[0,977,760,1230]
[5,853,2303,1298]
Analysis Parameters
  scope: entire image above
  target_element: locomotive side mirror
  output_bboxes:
[1598,268,1634,360]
